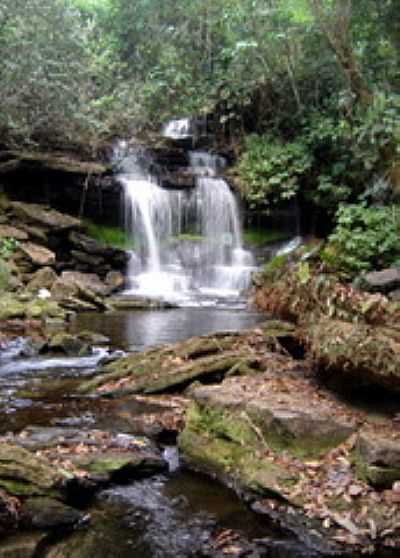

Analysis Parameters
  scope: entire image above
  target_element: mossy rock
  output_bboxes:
[353,430,400,488]
[179,404,297,498]
[48,332,90,356]
[0,443,66,499]
[0,294,25,320]
[25,299,65,321]
[79,332,261,396]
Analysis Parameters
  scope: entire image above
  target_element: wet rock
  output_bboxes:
[105,271,125,293]
[26,267,58,292]
[47,333,90,356]
[357,268,400,294]
[57,297,97,312]
[76,331,110,345]
[19,242,55,267]
[10,202,81,232]
[10,427,166,485]
[110,295,177,310]
[21,497,83,529]
[355,428,400,488]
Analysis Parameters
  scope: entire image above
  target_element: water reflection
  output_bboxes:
[72,308,263,352]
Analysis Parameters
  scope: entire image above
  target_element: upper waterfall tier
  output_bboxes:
[116,141,256,306]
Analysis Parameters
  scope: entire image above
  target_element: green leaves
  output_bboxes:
[236,134,313,209]
[328,204,400,275]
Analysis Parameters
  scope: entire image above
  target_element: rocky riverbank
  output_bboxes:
[74,315,400,556]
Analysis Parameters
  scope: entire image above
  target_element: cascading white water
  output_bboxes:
[162,118,192,140]
[117,142,256,304]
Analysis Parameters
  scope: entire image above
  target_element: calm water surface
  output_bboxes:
[71,307,264,351]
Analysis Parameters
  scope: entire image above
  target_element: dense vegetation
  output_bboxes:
[0,0,399,273]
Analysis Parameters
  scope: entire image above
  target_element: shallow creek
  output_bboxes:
[0,308,377,557]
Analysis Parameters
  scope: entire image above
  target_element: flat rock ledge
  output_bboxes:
[78,325,292,397]
[179,370,400,555]
[0,427,166,538]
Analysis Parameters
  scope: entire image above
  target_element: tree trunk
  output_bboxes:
[309,0,372,106]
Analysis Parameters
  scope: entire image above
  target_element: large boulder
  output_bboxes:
[178,370,400,554]
[10,202,81,232]
[50,272,111,311]
[58,271,110,296]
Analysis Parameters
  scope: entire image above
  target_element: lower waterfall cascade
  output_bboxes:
[116,142,256,305]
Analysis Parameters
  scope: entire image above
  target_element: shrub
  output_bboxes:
[327,204,400,275]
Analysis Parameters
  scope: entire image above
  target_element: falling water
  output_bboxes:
[116,142,256,305]
[162,118,192,140]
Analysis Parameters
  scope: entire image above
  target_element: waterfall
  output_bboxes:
[116,142,256,305]
[162,118,192,140]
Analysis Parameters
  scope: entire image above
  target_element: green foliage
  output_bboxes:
[262,254,290,282]
[327,204,400,275]
[0,238,19,260]
[243,228,290,247]
[237,135,313,210]
[84,222,129,248]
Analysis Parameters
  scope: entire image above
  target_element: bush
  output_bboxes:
[236,134,313,210]
[327,204,400,275]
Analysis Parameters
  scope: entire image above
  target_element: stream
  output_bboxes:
[0,307,323,558]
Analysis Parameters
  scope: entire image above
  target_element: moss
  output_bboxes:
[352,450,400,488]
[84,221,130,249]
[186,403,258,448]
[243,228,290,247]
[0,295,25,320]
[79,333,259,395]
[0,479,45,497]
[173,234,204,242]
[85,457,134,475]
[180,405,297,498]
[262,254,290,282]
